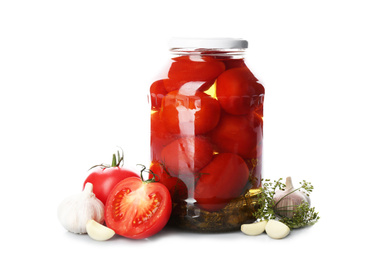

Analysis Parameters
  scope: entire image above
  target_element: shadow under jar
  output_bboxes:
[148,38,264,232]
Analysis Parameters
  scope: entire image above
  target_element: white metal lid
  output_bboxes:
[169,37,248,49]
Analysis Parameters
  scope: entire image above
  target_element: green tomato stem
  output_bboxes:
[88,148,124,171]
[111,154,117,167]
[137,164,156,183]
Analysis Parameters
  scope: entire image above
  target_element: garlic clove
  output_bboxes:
[241,220,268,236]
[265,219,290,239]
[86,219,115,241]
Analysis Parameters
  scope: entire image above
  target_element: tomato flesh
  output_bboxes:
[105,177,172,239]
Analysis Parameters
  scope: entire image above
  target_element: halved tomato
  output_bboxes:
[104,177,172,239]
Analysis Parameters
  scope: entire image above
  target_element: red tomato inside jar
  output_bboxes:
[148,38,264,232]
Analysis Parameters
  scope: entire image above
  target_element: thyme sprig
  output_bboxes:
[254,178,284,221]
[254,178,320,229]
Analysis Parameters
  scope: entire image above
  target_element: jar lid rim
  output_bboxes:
[168,37,248,49]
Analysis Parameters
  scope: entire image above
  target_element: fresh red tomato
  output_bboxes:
[105,177,172,239]
[150,112,177,161]
[149,162,188,203]
[210,111,262,159]
[166,55,225,92]
[160,90,221,135]
[216,67,264,115]
[194,153,250,212]
[83,152,140,205]
[160,136,214,177]
[149,79,168,110]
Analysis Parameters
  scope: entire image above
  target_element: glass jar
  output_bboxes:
[148,38,264,232]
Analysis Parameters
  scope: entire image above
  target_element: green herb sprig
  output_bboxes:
[254,178,285,221]
[254,178,320,229]
[279,202,320,228]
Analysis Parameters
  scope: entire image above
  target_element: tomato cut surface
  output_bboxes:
[105,177,172,239]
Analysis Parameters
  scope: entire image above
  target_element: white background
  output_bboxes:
[1,0,389,259]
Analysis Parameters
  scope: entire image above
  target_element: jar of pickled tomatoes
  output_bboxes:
[148,38,264,232]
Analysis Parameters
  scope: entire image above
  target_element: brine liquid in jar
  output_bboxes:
[148,38,264,232]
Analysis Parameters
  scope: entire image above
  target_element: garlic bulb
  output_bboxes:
[273,176,310,218]
[58,182,104,234]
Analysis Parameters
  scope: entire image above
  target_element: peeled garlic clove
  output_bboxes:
[86,219,115,241]
[265,219,290,239]
[241,220,268,236]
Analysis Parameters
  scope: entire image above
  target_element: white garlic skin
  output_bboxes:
[57,183,104,234]
[273,177,310,218]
